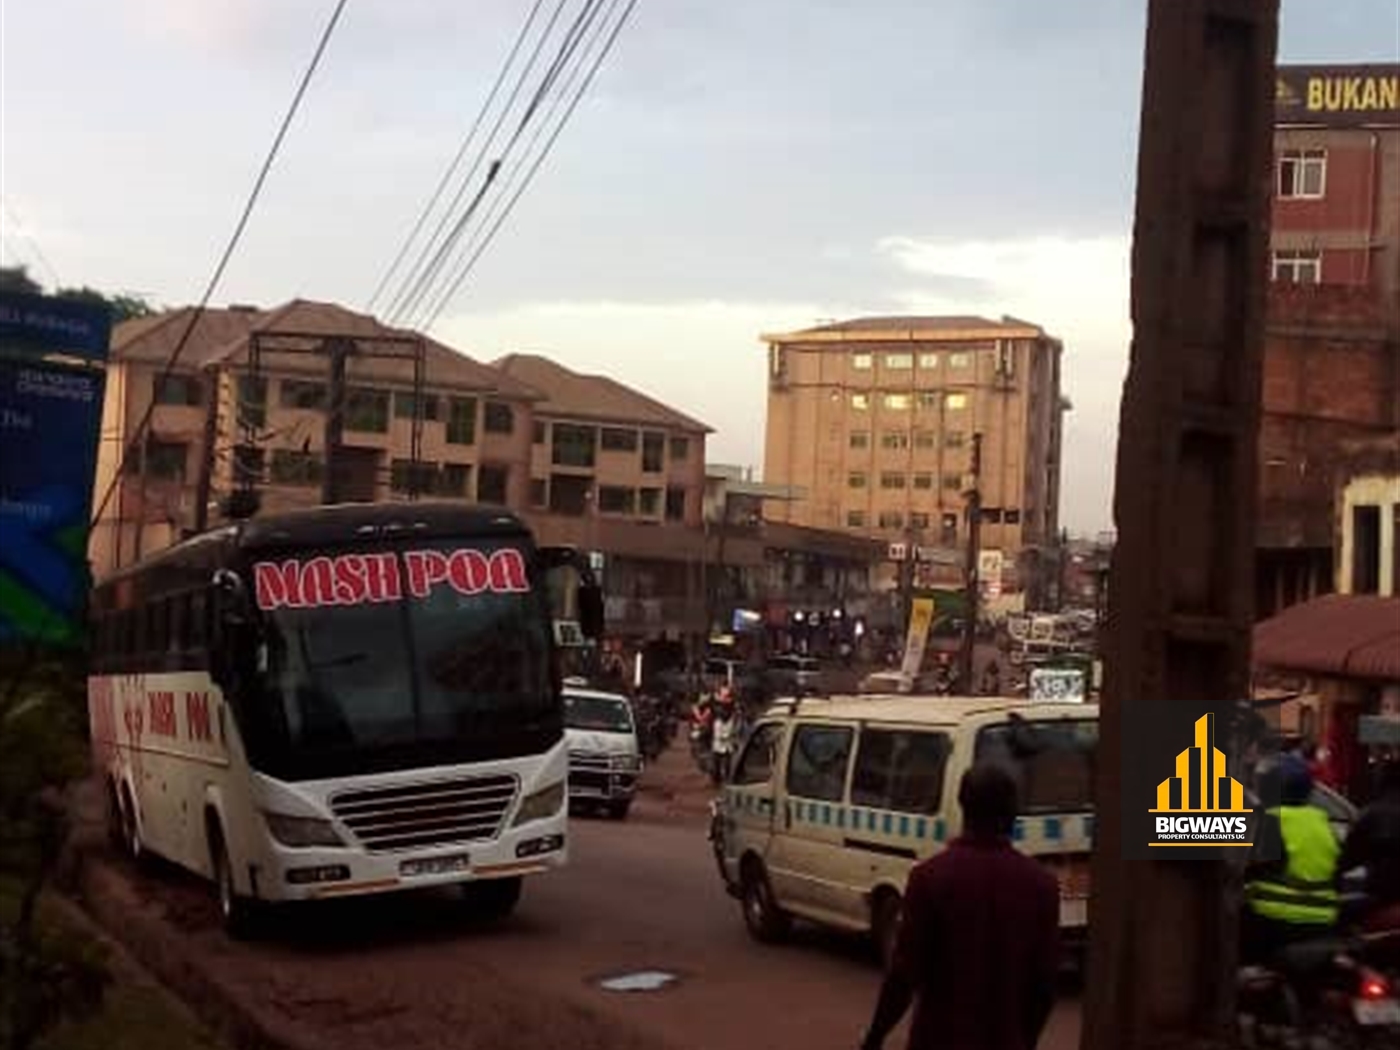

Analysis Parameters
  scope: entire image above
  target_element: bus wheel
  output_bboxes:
[209,826,257,939]
[463,876,523,921]
[740,858,790,943]
[119,786,145,864]
[871,890,902,972]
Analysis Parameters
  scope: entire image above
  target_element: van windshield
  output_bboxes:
[564,693,633,733]
[975,718,1098,814]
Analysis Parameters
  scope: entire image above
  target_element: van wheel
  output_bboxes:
[209,825,257,939]
[872,891,902,971]
[463,877,523,920]
[740,859,790,943]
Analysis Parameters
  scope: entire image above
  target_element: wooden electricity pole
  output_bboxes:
[960,432,983,693]
[1082,1,1278,1047]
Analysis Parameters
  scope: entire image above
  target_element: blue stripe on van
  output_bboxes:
[1085,815,1096,842]
[898,815,910,838]
[882,812,893,835]
[822,804,832,826]
[1012,820,1025,842]
[1044,817,1063,842]
[915,817,927,840]
[934,818,947,842]
[837,807,846,829]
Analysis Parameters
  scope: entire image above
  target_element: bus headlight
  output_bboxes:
[263,811,345,848]
[513,780,566,826]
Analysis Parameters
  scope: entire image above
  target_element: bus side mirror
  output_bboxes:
[578,583,604,641]
[210,571,253,691]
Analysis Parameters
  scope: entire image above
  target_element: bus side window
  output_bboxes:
[188,590,207,653]
[169,595,186,662]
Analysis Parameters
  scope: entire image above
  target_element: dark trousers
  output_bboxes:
[1241,909,1334,967]
[711,752,731,786]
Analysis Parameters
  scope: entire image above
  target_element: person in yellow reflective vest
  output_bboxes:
[1242,755,1341,965]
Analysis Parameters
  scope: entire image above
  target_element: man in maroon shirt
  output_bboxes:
[859,764,1061,1050]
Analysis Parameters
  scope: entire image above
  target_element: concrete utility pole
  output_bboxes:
[1082,1,1277,1047]
[960,432,983,693]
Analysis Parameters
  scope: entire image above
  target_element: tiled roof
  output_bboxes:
[110,306,265,368]
[1253,594,1400,681]
[764,314,1051,344]
[493,353,711,433]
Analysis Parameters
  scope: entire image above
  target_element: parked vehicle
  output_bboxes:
[765,654,824,696]
[88,503,602,934]
[856,669,946,695]
[564,687,643,820]
[709,696,1098,968]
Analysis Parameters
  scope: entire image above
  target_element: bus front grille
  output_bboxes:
[330,774,519,852]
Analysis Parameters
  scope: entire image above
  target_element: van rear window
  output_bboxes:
[974,719,1097,814]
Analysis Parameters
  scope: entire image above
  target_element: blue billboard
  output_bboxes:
[0,292,110,645]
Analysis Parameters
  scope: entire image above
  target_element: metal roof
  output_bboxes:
[1253,594,1400,682]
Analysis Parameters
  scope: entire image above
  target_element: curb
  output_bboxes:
[76,852,309,1050]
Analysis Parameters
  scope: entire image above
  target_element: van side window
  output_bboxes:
[786,724,853,801]
[852,730,950,815]
[733,723,784,785]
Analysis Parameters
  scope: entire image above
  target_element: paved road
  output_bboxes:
[100,796,1082,1050]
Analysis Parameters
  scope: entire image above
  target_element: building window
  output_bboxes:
[881,430,909,450]
[848,471,868,489]
[441,463,472,498]
[484,401,514,435]
[852,353,873,370]
[639,487,662,516]
[153,374,203,406]
[1352,504,1382,594]
[280,379,327,410]
[918,352,939,369]
[885,353,913,369]
[849,431,870,450]
[878,511,904,530]
[446,397,477,445]
[237,375,267,430]
[940,512,958,545]
[917,392,940,410]
[533,420,547,444]
[913,472,934,490]
[144,439,187,481]
[390,458,438,495]
[346,388,390,433]
[949,353,971,369]
[1004,509,1022,524]
[393,391,441,421]
[642,432,665,472]
[1272,249,1321,285]
[943,473,963,491]
[598,486,636,515]
[945,430,966,448]
[980,507,1004,524]
[529,477,548,507]
[232,445,265,484]
[601,427,637,452]
[665,487,687,521]
[846,510,866,528]
[477,464,509,505]
[945,393,968,411]
[883,393,912,411]
[851,392,870,411]
[1277,148,1326,199]
[553,423,597,467]
[914,430,937,450]
[880,472,906,490]
[910,511,931,530]
[670,436,690,461]
[270,449,324,486]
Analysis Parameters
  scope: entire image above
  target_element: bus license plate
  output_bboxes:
[1354,998,1400,1026]
[400,852,471,877]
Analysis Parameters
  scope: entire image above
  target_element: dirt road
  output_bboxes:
[85,777,1082,1050]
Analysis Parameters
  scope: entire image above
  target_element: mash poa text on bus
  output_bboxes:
[253,547,531,611]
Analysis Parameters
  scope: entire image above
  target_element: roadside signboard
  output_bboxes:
[0,292,110,645]
[1029,667,1087,703]
[900,596,936,680]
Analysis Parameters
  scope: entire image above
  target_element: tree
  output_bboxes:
[55,286,157,325]
[0,266,42,296]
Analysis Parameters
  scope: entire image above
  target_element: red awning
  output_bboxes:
[1253,594,1400,682]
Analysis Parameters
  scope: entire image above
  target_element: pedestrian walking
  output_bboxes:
[711,703,736,787]
[858,764,1060,1050]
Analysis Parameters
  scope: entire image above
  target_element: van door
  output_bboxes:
[768,722,856,922]
[719,721,788,882]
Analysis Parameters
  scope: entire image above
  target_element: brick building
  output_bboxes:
[760,315,1067,606]
[1257,65,1400,616]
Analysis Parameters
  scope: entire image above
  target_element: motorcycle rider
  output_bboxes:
[1338,760,1400,930]
[1242,754,1341,965]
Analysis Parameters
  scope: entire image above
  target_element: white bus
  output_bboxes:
[88,502,602,935]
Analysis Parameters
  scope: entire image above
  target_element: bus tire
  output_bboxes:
[208,820,257,940]
[740,857,790,943]
[871,890,902,972]
[463,876,523,921]
[119,785,146,865]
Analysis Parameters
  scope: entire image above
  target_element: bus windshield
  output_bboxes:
[244,539,557,778]
[974,718,1098,814]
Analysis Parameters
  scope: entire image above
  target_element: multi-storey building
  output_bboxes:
[760,315,1067,604]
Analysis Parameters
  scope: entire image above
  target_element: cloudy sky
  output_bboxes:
[3,0,1397,533]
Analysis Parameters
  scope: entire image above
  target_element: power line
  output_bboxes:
[422,0,638,330]
[90,0,351,529]
[1,196,62,287]
[384,0,575,325]
[364,0,549,315]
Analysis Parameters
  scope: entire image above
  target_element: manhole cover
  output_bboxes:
[596,970,680,993]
